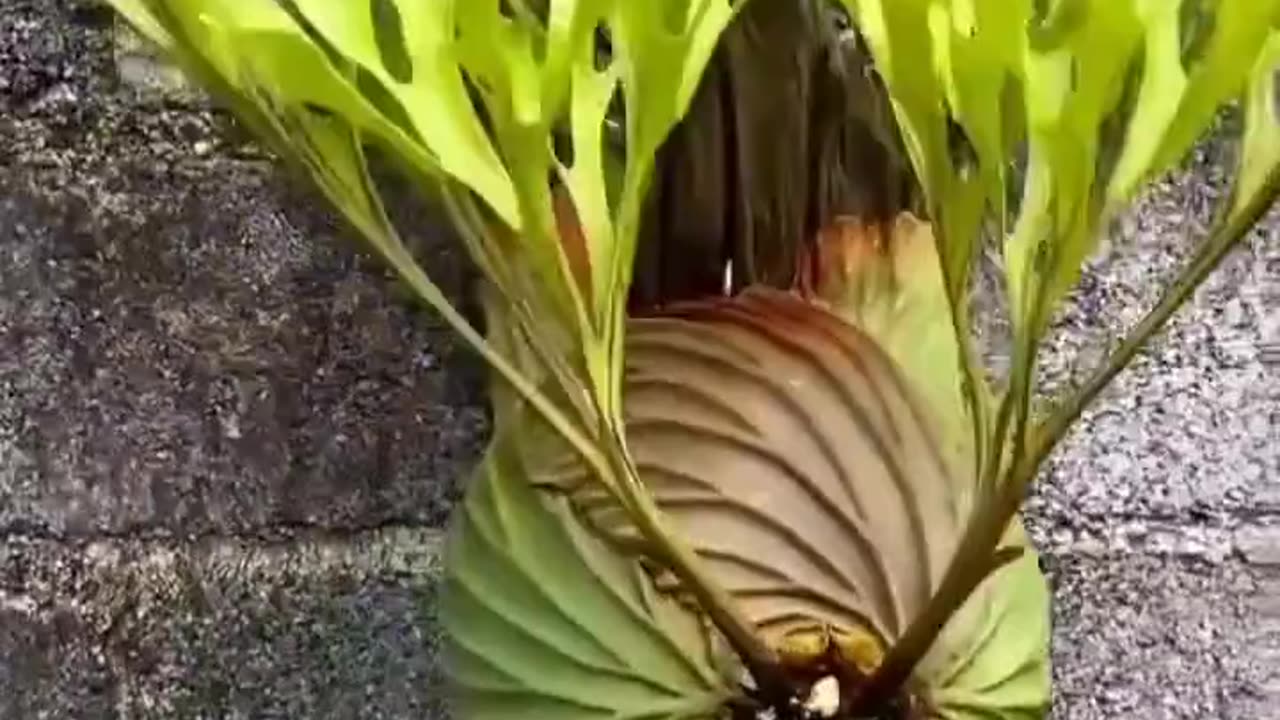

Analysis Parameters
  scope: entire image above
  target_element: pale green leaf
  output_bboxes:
[930,0,1027,251]
[840,0,998,308]
[561,37,622,313]
[442,423,738,720]
[542,0,599,121]
[1008,2,1145,337]
[109,0,622,499]
[844,0,947,198]
[835,0,998,487]
[130,0,444,188]
[839,1,1279,497]
[289,0,521,228]
[838,0,1280,338]
[1107,0,1280,207]
[1230,28,1280,222]
[110,0,174,49]
[916,521,1050,720]
[605,0,739,264]
[1098,0,1189,208]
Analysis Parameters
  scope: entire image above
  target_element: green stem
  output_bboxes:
[844,475,1018,715]
[848,166,1279,715]
[320,140,619,503]
[607,427,796,705]
[1029,168,1280,477]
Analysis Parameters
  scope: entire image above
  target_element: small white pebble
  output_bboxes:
[803,675,840,718]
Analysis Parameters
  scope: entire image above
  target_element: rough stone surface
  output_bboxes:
[0,0,486,541]
[1031,150,1280,523]
[0,528,447,720]
[2,1,1278,719]
[1044,554,1268,720]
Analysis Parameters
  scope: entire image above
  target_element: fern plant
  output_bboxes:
[106,0,1280,718]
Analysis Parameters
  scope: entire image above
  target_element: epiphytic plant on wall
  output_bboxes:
[106,0,1280,717]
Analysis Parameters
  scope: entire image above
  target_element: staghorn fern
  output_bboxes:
[104,0,1280,718]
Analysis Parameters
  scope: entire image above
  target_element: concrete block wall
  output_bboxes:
[1,2,1277,718]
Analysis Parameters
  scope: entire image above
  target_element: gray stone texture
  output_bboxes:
[1,1,1277,718]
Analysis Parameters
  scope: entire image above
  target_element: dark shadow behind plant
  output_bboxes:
[103,0,1280,718]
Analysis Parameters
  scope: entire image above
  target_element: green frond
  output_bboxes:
[837,1,1280,474]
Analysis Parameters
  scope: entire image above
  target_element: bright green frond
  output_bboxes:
[838,0,1280,478]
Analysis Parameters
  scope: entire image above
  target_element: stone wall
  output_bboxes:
[1,2,1277,718]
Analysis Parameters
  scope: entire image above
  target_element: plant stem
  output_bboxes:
[1030,170,1280,474]
[607,428,797,706]
[844,473,1018,714]
[847,166,1279,714]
